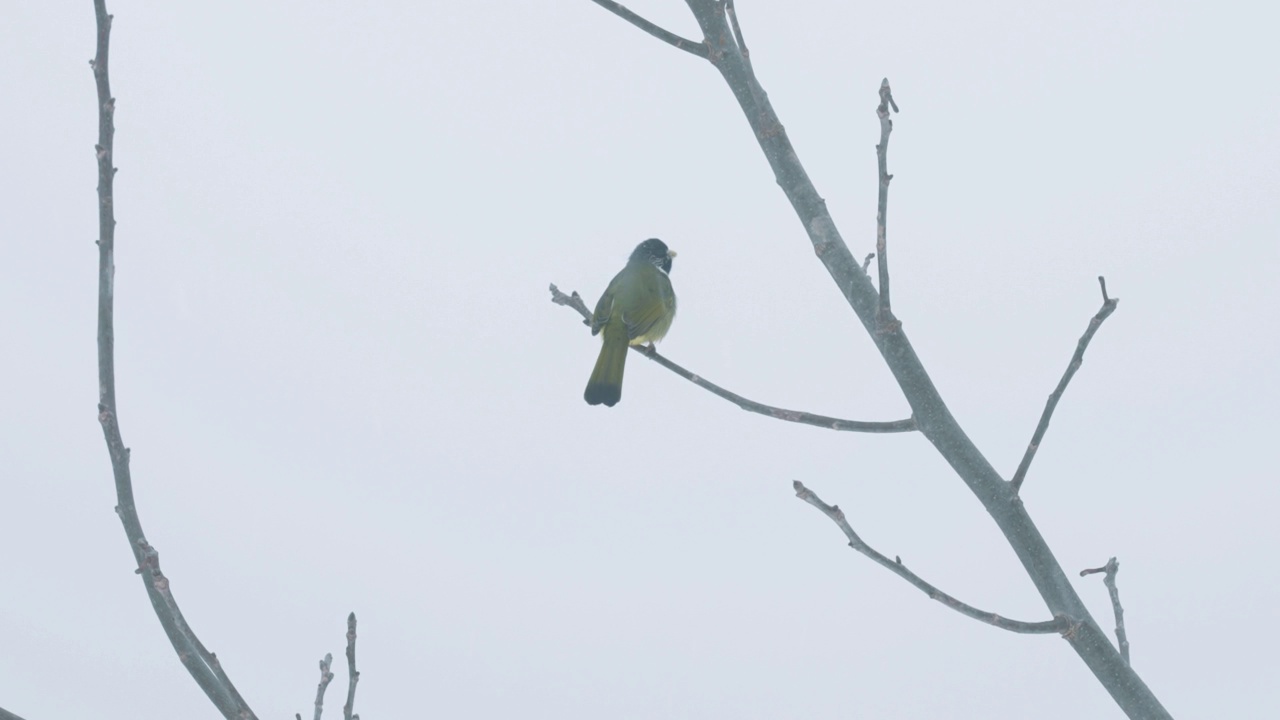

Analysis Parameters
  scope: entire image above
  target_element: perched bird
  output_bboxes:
[584,238,678,407]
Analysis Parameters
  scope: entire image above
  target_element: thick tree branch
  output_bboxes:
[1081,558,1130,665]
[793,481,1066,634]
[1010,277,1119,492]
[874,79,898,324]
[551,284,915,433]
[91,3,256,717]
[658,2,1169,716]
[589,0,709,59]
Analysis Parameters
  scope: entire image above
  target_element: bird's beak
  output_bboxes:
[667,249,678,258]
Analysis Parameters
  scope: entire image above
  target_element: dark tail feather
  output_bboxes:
[584,331,628,407]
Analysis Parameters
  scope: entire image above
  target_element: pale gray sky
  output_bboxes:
[2,1,1277,717]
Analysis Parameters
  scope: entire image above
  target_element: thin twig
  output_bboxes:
[793,481,1066,634]
[343,613,360,720]
[0,707,29,720]
[1081,558,1130,665]
[589,0,709,59]
[311,653,335,720]
[1010,277,1119,492]
[91,3,256,718]
[875,79,898,325]
[725,0,750,67]
[861,252,875,274]
[551,284,915,433]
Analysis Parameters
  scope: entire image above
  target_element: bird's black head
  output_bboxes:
[630,238,675,274]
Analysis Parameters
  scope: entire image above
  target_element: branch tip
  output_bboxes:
[1010,281,1120,492]
[879,78,899,113]
[343,612,360,720]
[725,0,750,63]
[874,79,898,320]
[1081,557,1130,665]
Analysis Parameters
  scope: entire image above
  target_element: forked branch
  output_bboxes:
[589,0,709,58]
[1081,558,1130,665]
[593,2,1168,716]
[724,0,751,69]
[298,615,361,720]
[794,481,1067,634]
[551,284,915,433]
[1010,277,1119,492]
[308,653,336,720]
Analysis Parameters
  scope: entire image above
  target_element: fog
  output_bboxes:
[2,1,1277,717]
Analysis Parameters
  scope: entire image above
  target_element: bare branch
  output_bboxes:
[343,613,360,720]
[875,79,898,325]
[724,0,750,66]
[589,0,709,59]
[311,653,336,720]
[1081,558,1130,665]
[861,252,875,274]
[1010,277,1120,492]
[91,3,256,717]
[793,481,1067,634]
[591,2,1167,714]
[0,706,29,720]
[548,283,594,324]
[130,536,255,712]
[551,284,915,433]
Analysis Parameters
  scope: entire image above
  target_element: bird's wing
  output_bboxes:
[589,283,616,336]
[620,268,675,341]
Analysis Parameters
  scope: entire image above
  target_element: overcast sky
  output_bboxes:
[2,1,1278,718]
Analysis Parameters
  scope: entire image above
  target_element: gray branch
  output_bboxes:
[588,0,708,58]
[794,482,1067,634]
[874,79,898,324]
[1011,277,1119,492]
[343,613,360,720]
[551,284,915,433]
[300,615,362,720]
[1081,558,1130,665]
[724,0,750,68]
[582,1,1172,716]
[90,2,257,717]
[311,654,335,720]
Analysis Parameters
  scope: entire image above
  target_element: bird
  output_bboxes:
[583,238,678,407]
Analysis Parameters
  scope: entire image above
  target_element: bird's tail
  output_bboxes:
[584,326,628,407]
